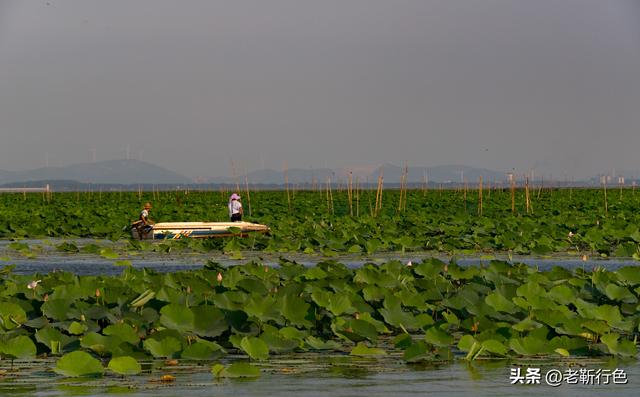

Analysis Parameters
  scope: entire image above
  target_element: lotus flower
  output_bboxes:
[406,261,412,267]
[216,272,223,283]
[27,280,41,289]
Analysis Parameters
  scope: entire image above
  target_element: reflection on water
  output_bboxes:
[0,355,637,397]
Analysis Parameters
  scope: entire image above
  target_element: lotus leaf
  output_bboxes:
[240,336,269,360]
[0,302,27,330]
[191,305,228,337]
[212,362,260,378]
[107,356,141,375]
[350,342,387,356]
[424,326,453,347]
[0,335,36,359]
[160,304,195,333]
[143,336,182,358]
[181,341,224,360]
[600,333,637,357]
[305,336,341,350]
[54,351,104,377]
[103,323,139,345]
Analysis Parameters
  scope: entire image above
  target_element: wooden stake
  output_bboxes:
[478,175,483,216]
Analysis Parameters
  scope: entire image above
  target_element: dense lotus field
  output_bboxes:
[1,188,640,256]
[0,258,638,378]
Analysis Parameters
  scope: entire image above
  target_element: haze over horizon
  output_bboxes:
[1,0,639,180]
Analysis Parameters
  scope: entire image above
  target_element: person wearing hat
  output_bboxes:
[228,193,243,222]
[132,202,155,239]
[139,202,154,227]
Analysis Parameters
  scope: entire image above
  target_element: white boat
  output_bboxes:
[131,221,270,240]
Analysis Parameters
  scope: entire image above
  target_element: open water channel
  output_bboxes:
[1,239,639,396]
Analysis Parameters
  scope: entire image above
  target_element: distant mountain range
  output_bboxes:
[0,159,192,185]
[207,163,508,185]
[3,159,626,188]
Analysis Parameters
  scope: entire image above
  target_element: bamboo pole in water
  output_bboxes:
[478,176,483,216]
[603,180,608,216]
[525,176,531,214]
[355,177,360,217]
[284,161,291,213]
[244,174,252,216]
[348,171,353,216]
[510,174,516,214]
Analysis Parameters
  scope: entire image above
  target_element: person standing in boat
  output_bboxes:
[228,193,243,222]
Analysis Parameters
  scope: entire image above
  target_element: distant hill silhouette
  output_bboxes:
[0,159,192,185]
[207,164,508,185]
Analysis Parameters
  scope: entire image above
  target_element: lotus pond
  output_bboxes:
[2,188,640,257]
[0,255,639,395]
[1,189,640,395]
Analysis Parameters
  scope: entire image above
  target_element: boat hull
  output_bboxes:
[131,221,269,240]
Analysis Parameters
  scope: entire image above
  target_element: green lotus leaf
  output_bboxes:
[485,291,517,314]
[280,293,312,328]
[616,267,640,285]
[0,302,27,330]
[35,326,76,353]
[211,291,246,311]
[99,248,119,259]
[107,356,141,375]
[279,327,308,341]
[424,326,453,347]
[305,336,341,350]
[240,336,269,360]
[244,295,281,323]
[379,295,418,331]
[512,318,543,332]
[350,342,387,356]
[549,335,588,354]
[103,323,139,345]
[41,299,77,321]
[547,285,575,305]
[181,341,225,360]
[143,336,182,358]
[604,284,637,303]
[600,333,638,357]
[413,258,445,278]
[589,304,623,325]
[24,316,49,329]
[81,332,122,356]
[212,362,260,378]
[259,327,299,353]
[0,335,36,359]
[67,321,88,335]
[481,339,507,356]
[402,340,432,362]
[192,305,228,337]
[54,351,104,377]
[160,304,195,333]
[457,334,477,352]
[129,289,155,308]
[509,336,553,356]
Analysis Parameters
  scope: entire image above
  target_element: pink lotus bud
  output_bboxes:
[216,272,223,283]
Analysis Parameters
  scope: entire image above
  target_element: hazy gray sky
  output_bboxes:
[1,0,639,180]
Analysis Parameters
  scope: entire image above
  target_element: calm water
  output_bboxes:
[1,354,638,397]
[1,238,638,275]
